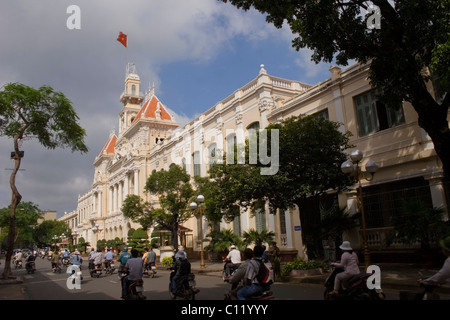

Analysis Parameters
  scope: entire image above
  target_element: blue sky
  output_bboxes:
[0,0,334,217]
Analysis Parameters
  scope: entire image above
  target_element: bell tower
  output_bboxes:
[118,62,144,135]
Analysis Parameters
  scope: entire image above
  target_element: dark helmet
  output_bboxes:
[123,247,128,252]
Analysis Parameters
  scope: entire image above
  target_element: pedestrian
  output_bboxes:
[271,241,281,281]
[329,240,360,296]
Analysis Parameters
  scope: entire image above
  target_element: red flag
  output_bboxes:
[117,32,127,48]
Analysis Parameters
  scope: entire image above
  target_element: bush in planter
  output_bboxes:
[161,256,174,268]
[281,257,327,277]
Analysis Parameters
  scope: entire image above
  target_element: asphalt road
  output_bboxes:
[8,257,405,301]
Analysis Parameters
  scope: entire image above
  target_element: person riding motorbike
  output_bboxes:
[236,245,267,300]
[329,240,360,296]
[25,252,36,272]
[103,248,114,270]
[118,247,131,278]
[51,249,61,272]
[419,236,450,287]
[89,248,103,271]
[121,248,144,299]
[143,247,157,275]
[14,250,23,267]
[223,245,241,280]
[225,248,253,300]
[170,249,191,294]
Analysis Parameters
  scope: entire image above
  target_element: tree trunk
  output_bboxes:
[410,79,450,181]
[2,144,23,279]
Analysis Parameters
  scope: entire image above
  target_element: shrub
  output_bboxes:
[281,257,327,277]
[161,256,173,268]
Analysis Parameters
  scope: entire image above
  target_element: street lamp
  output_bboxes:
[341,149,379,269]
[52,235,59,251]
[91,223,103,247]
[72,230,79,245]
[190,194,206,268]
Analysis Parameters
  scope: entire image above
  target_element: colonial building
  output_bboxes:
[61,61,449,263]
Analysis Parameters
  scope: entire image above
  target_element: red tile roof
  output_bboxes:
[98,134,117,156]
[132,95,172,123]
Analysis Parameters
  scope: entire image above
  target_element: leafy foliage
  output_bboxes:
[281,257,327,277]
[242,228,275,247]
[221,0,450,181]
[387,199,450,249]
[0,82,88,278]
[204,229,243,253]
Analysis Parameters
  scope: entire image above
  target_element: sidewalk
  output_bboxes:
[190,260,450,297]
[1,260,449,300]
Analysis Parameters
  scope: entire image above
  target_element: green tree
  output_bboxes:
[221,0,450,180]
[34,220,70,249]
[76,237,90,254]
[387,199,450,250]
[143,164,195,252]
[242,228,275,246]
[0,83,88,279]
[121,194,153,230]
[0,202,41,248]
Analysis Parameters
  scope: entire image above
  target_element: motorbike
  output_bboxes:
[52,262,62,273]
[61,256,71,267]
[122,278,147,300]
[169,269,200,300]
[89,261,103,278]
[143,262,157,278]
[104,260,116,275]
[222,260,241,281]
[14,259,22,269]
[324,265,386,300]
[25,260,36,274]
[399,272,442,300]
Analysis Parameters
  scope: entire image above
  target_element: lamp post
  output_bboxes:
[91,223,103,248]
[190,194,205,268]
[72,231,79,246]
[341,149,378,269]
[52,235,59,251]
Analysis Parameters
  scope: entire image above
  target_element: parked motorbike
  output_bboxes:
[169,270,200,300]
[122,278,146,300]
[324,266,386,300]
[143,262,157,278]
[89,262,103,278]
[104,260,115,275]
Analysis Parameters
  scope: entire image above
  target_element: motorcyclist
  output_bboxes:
[143,247,157,274]
[223,245,241,280]
[121,248,143,299]
[51,249,61,271]
[14,249,23,266]
[118,247,131,279]
[25,252,36,271]
[89,248,103,270]
[103,248,114,270]
[329,240,360,296]
[171,248,191,294]
[225,248,253,299]
[420,236,450,286]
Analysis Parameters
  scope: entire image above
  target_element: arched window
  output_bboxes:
[131,84,136,96]
[208,143,217,164]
